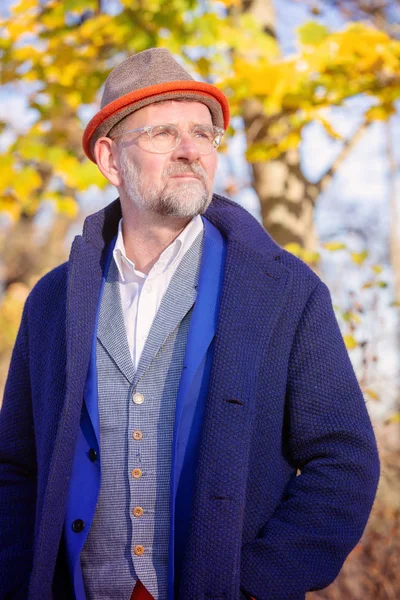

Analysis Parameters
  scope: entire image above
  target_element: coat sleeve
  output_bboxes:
[0,297,37,598]
[240,281,380,600]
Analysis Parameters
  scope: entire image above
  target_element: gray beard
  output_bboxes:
[120,153,212,218]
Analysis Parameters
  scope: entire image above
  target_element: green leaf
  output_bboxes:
[298,22,330,46]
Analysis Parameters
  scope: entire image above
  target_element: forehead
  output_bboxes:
[125,100,213,128]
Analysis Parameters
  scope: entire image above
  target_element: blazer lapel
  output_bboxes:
[132,231,203,387]
[97,259,135,384]
[175,217,226,409]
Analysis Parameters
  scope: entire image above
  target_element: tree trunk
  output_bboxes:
[239,1,319,249]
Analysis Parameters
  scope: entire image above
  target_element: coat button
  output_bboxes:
[88,448,97,462]
[132,468,142,479]
[72,519,85,533]
[134,545,145,556]
[132,430,143,441]
[133,506,144,517]
[132,392,144,405]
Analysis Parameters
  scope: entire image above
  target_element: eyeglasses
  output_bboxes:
[110,123,224,155]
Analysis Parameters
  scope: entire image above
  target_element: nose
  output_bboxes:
[170,130,201,162]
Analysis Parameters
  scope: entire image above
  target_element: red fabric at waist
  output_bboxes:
[130,580,155,600]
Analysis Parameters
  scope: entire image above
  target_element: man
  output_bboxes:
[0,48,379,600]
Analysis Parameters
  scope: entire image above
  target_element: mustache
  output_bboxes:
[164,163,208,183]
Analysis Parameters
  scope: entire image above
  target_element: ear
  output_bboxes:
[93,137,123,187]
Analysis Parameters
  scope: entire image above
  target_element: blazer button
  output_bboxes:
[72,519,85,533]
[88,448,97,462]
[132,392,144,405]
[134,545,145,556]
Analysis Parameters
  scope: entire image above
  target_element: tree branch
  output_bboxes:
[317,119,370,195]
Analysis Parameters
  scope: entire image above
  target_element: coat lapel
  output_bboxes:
[97,259,135,384]
[168,217,226,599]
[29,235,106,596]
[179,239,293,599]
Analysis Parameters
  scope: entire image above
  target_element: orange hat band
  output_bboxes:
[83,80,230,162]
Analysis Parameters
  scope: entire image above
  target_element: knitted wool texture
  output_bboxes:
[0,195,380,600]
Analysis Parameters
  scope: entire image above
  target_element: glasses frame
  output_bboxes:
[109,123,225,155]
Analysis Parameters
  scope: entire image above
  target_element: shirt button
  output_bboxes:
[132,430,143,441]
[146,284,152,293]
[133,506,144,517]
[72,519,85,533]
[134,545,145,556]
[132,468,142,479]
[132,392,144,405]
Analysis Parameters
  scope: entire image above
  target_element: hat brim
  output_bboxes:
[83,80,230,162]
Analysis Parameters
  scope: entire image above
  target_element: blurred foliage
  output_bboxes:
[0,1,398,392]
[225,20,400,162]
[0,0,400,222]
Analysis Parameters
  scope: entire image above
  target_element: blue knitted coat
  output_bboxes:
[0,195,379,600]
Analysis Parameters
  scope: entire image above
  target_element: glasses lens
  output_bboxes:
[149,125,179,152]
[191,125,221,154]
[147,124,224,154]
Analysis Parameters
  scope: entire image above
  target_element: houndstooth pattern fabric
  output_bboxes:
[81,231,203,600]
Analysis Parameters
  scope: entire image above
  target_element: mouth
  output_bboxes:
[169,174,201,180]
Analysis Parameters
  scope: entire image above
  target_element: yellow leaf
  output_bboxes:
[65,91,82,109]
[371,264,383,274]
[365,105,395,121]
[0,193,22,222]
[351,250,368,265]
[217,0,242,6]
[317,117,343,140]
[343,334,358,350]
[343,311,361,324]
[12,166,42,198]
[323,241,346,251]
[56,196,78,218]
[385,412,400,424]
[0,155,17,193]
[302,249,320,265]
[364,388,379,401]
[284,243,302,258]
[40,4,65,29]
[11,0,39,14]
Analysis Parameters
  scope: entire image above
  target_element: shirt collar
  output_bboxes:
[113,214,203,283]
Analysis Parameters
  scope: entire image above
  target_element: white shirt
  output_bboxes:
[113,215,204,370]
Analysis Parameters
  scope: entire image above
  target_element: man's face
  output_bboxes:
[114,101,219,219]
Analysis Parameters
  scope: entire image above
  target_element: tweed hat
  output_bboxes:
[82,48,230,162]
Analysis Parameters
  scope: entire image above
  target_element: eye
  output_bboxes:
[151,125,176,138]
[193,126,214,141]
